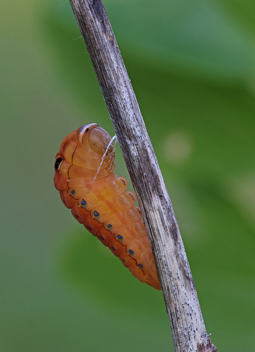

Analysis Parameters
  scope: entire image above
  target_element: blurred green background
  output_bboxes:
[1,0,255,351]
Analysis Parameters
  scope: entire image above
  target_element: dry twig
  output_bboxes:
[68,1,217,351]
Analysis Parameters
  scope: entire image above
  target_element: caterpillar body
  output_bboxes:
[54,123,160,290]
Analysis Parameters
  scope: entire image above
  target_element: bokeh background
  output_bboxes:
[1,0,255,351]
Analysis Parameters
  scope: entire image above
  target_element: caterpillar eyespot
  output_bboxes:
[54,156,63,171]
[54,123,160,290]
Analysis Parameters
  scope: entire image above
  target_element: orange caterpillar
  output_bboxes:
[54,123,160,290]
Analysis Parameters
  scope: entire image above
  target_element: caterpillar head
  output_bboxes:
[54,123,116,181]
[78,123,115,156]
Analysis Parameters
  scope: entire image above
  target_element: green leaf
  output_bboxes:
[48,0,255,81]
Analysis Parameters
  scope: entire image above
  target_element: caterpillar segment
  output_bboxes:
[54,123,161,290]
